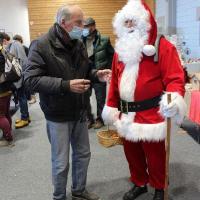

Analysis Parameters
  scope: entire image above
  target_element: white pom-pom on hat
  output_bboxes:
[142,45,156,56]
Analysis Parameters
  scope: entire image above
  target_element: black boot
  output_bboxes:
[153,189,164,200]
[87,119,95,129]
[123,185,148,200]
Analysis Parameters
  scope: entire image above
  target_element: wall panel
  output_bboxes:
[28,0,155,43]
[0,0,30,46]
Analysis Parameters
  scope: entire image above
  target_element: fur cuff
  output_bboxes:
[102,105,120,125]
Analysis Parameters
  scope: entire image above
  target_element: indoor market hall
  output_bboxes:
[0,0,200,200]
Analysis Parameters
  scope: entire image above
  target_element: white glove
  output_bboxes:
[159,93,179,118]
[160,100,178,118]
[159,92,187,125]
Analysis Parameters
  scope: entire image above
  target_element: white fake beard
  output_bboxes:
[115,29,146,65]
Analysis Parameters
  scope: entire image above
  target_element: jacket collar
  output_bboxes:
[48,23,74,51]
[83,30,101,48]
[94,30,101,47]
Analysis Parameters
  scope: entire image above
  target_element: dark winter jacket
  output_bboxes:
[24,23,99,122]
[0,51,12,94]
[83,31,114,70]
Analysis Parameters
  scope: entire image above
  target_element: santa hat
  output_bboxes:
[113,0,157,56]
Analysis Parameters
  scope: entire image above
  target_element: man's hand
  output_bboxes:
[70,79,91,94]
[96,69,112,82]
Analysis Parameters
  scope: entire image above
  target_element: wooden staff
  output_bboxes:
[164,93,172,200]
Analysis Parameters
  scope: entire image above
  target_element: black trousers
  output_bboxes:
[87,82,106,122]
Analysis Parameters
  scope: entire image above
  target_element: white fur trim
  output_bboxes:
[102,105,120,125]
[114,117,167,142]
[115,32,145,65]
[112,111,179,142]
[119,63,139,101]
[159,92,187,125]
[143,45,156,56]
[113,0,150,66]
[113,0,151,39]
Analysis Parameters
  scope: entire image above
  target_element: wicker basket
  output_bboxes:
[97,128,123,148]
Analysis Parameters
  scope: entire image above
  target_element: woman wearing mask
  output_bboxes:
[0,33,13,144]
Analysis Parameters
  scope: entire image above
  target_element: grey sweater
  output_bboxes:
[9,40,27,69]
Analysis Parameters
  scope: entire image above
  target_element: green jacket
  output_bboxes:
[83,31,114,70]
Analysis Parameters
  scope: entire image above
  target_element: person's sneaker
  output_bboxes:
[93,120,104,129]
[152,189,164,200]
[123,185,148,200]
[72,190,100,200]
[15,120,29,129]
[0,138,14,147]
[15,118,31,124]
[28,95,37,104]
[0,139,9,147]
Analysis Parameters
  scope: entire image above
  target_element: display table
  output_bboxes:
[189,90,200,125]
[185,63,200,74]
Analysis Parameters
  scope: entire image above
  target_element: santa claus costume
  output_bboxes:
[102,0,186,200]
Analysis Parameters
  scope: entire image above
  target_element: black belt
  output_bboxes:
[119,95,162,114]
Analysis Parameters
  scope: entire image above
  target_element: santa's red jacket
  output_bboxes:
[102,2,186,142]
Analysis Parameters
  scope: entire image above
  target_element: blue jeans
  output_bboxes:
[18,87,29,120]
[93,83,106,122]
[46,120,91,200]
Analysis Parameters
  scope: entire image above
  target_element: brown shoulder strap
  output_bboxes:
[154,34,164,62]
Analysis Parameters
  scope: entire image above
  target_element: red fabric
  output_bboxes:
[107,37,185,124]
[123,139,166,189]
[107,0,185,124]
[106,0,185,190]
[189,91,200,125]
[142,1,157,45]
[0,94,13,141]
[106,0,159,110]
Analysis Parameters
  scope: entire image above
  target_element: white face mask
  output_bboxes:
[68,26,83,40]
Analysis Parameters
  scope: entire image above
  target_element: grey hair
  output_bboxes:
[56,5,73,25]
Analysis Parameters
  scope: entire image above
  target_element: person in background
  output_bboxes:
[12,35,37,105]
[10,34,30,128]
[82,17,114,129]
[102,0,186,200]
[24,4,111,200]
[0,33,13,144]
[2,33,11,48]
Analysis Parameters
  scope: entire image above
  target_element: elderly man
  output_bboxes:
[24,4,110,200]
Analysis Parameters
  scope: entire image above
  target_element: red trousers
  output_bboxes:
[123,139,166,189]
[0,93,12,141]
